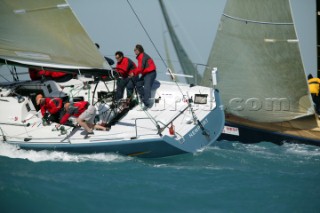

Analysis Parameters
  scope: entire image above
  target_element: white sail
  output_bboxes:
[203,0,314,122]
[0,0,110,71]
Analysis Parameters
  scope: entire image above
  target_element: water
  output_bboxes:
[0,141,319,213]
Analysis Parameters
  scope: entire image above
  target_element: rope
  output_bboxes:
[0,126,7,141]
[129,77,162,135]
[0,73,11,82]
[223,13,294,25]
[126,1,186,98]
[126,0,205,135]
[4,60,18,82]
[127,0,167,69]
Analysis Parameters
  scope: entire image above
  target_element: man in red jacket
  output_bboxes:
[133,44,157,109]
[59,101,107,134]
[59,101,89,125]
[36,94,63,124]
[115,51,137,102]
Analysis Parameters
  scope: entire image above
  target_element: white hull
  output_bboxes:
[0,79,224,158]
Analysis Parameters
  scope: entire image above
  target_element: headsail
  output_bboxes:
[163,31,178,81]
[158,0,201,84]
[0,0,111,73]
[203,0,313,122]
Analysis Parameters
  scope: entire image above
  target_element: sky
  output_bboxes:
[0,0,317,80]
[67,0,316,78]
[290,0,316,75]
[67,0,227,80]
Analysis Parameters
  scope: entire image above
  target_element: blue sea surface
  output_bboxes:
[0,141,319,213]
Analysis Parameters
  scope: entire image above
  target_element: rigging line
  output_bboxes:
[0,127,7,142]
[23,125,32,138]
[126,0,167,68]
[126,0,200,133]
[163,0,203,63]
[4,60,18,82]
[126,0,186,97]
[223,14,294,25]
[0,73,11,83]
[9,67,17,81]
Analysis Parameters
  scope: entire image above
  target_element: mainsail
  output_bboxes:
[0,0,110,72]
[202,0,314,122]
[158,0,201,84]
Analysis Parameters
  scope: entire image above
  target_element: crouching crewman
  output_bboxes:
[59,101,107,134]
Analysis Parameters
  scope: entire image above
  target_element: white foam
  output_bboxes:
[0,142,129,163]
[283,143,320,157]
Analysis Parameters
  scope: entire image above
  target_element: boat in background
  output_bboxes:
[159,0,320,146]
[203,0,320,146]
[0,0,225,158]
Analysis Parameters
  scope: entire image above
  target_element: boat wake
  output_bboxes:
[283,143,320,157]
[0,142,129,163]
[210,141,320,163]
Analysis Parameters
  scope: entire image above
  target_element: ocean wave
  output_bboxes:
[213,141,320,163]
[0,142,129,163]
[283,143,320,157]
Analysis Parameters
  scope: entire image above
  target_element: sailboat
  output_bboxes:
[202,0,320,146]
[160,0,320,146]
[0,0,225,158]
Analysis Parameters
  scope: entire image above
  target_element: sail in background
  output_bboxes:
[202,0,313,122]
[158,0,201,84]
[163,29,177,81]
[0,0,110,70]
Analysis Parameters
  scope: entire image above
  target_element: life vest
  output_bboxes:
[70,101,89,117]
[116,57,137,78]
[135,52,156,76]
[60,101,89,124]
[308,78,320,95]
[40,97,63,116]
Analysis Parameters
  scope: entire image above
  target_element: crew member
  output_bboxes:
[308,74,320,114]
[59,101,107,134]
[115,51,137,101]
[36,94,63,124]
[133,44,157,110]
